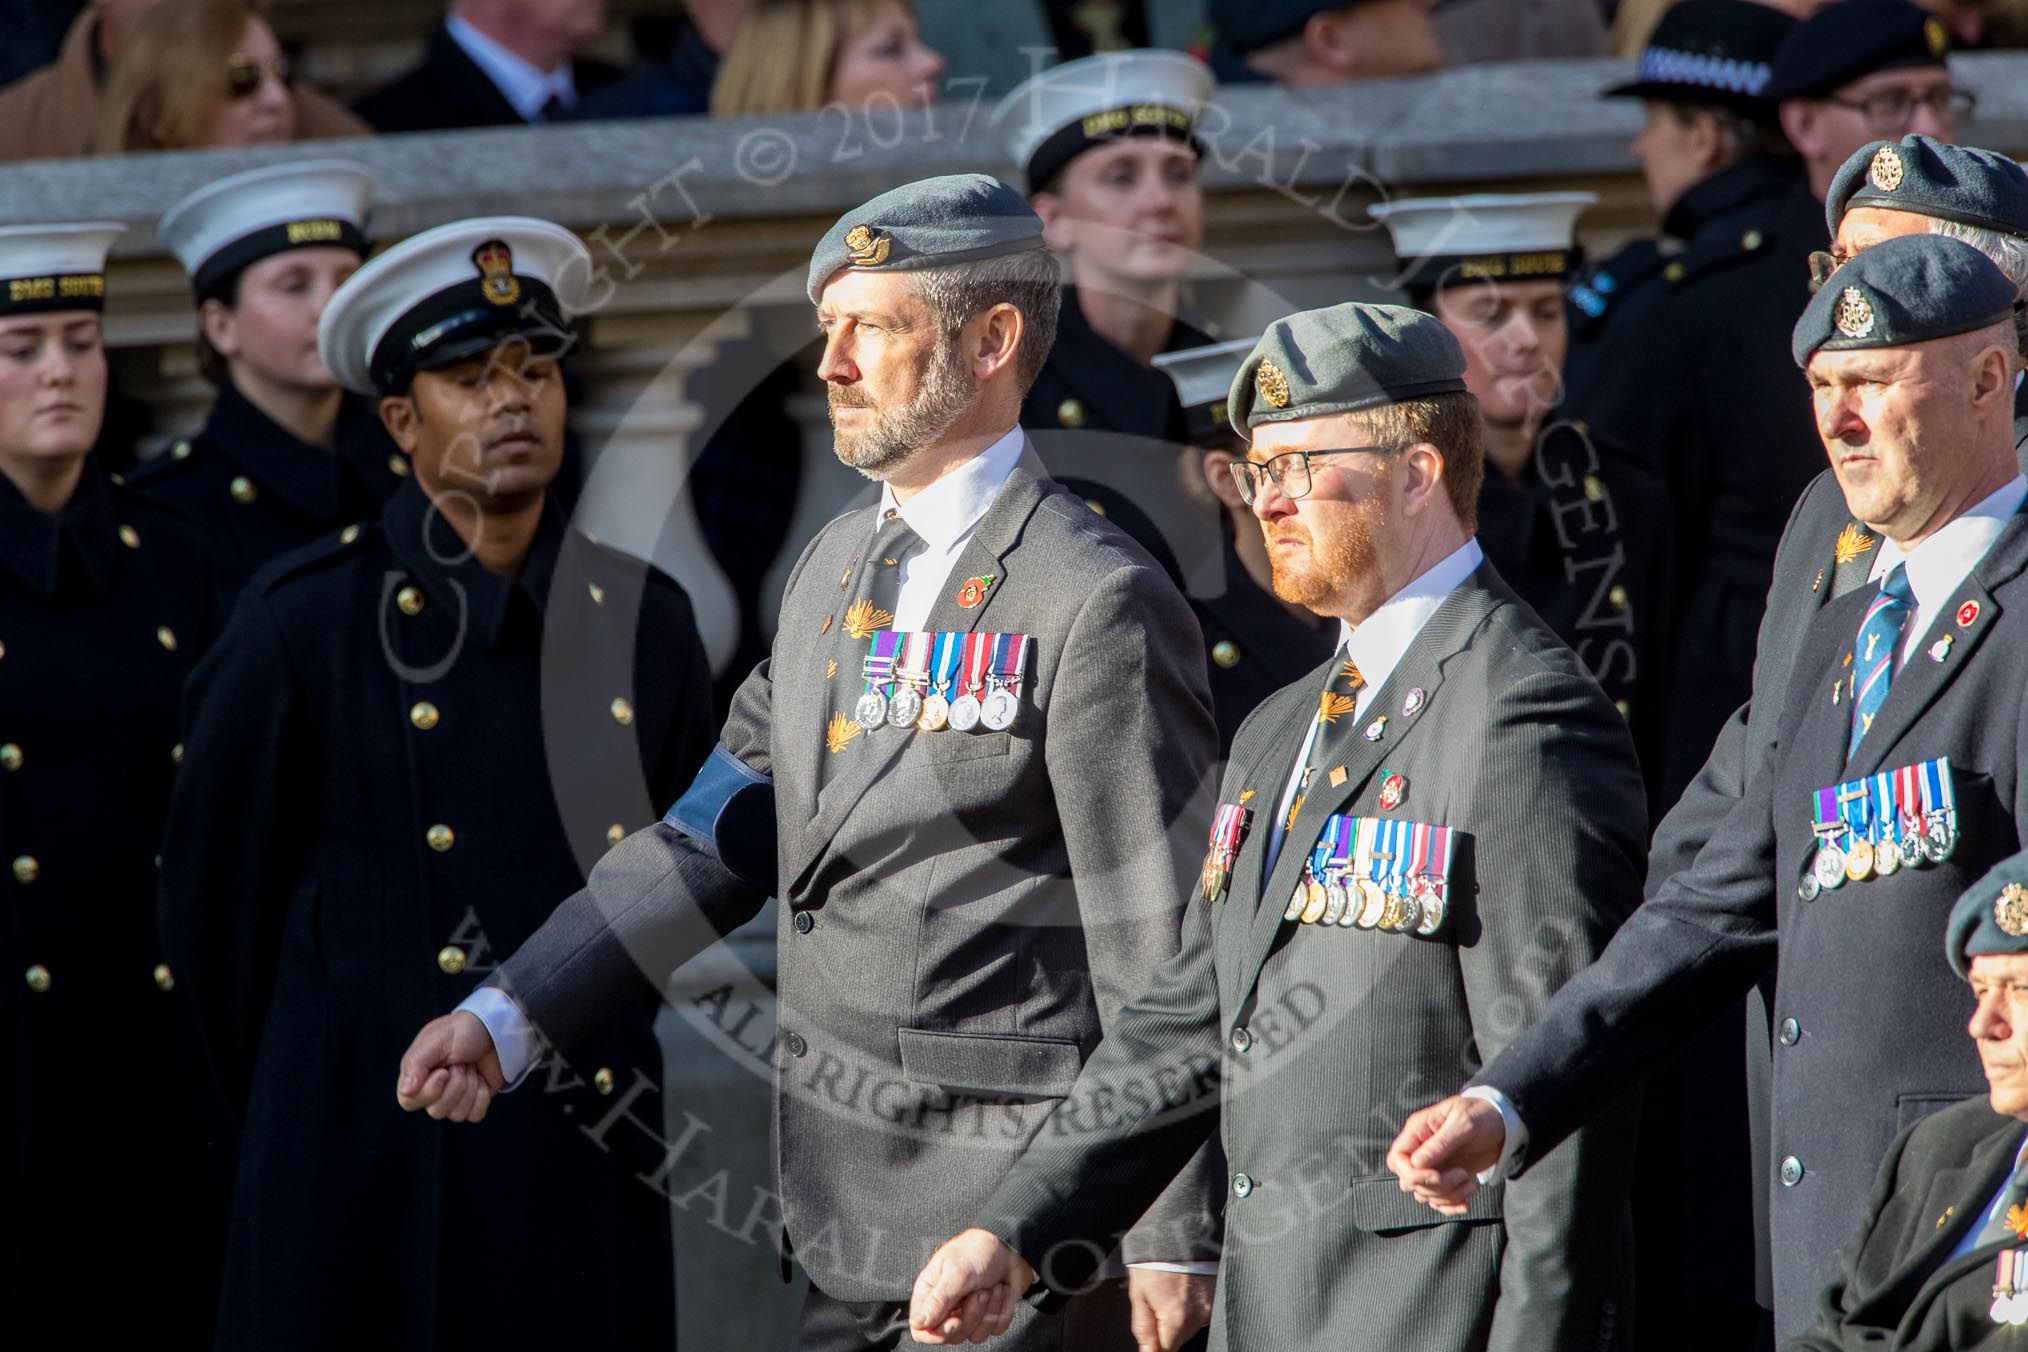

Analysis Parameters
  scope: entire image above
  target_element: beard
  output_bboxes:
[1268,499,1384,609]
[828,335,978,480]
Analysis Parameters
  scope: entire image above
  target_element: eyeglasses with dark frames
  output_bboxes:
[1228,444,1409,505]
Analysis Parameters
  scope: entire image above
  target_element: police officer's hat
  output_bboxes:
[993,50,1214,193]
[317,216,589,397]
[1767,0,1949,102]
[1603,0,1796,120]
[158,160,372,303]
[1371,192,1597,294]
[1153,337,1256,445]
[0,223,125,318]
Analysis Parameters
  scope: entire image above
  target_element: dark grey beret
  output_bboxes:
[1791,233,2018,366]
[1227,303,1468,439]
[805,173,1044,304]
[1827,136,2028,238]
[1947,853,2028,978]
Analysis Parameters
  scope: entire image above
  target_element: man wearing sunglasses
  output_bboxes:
[908,302,1646,1352]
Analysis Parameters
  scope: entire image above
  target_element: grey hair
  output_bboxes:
[1927,217,2028,358]
[905,245,1062,392]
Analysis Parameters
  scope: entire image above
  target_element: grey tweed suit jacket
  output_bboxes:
[977,563,1645,1352]
[490,447,1223,1310]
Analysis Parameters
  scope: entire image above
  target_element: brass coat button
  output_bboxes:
[1084,498,1107,517]
[410,702,440,731]
[588,583,605,606]
[437,945,466,975]
[1057,398,1086,428]
[610,697,635,726]
[339,524,361,545]
[0,743,20,771]
[24,964,50,994]
[388,454,410,478]
[12,855,38,884]
[605,823,625,847]
[1211,640,1240,670]
[396,586,426,616]
[1615,699,1632,721]
[157,626,178,651]
[154,963,175,992]
[1583,474,1605,503]
[1609,584,1629,613]
[171,440,191,460]
[170,742,184,765]
[426,824,455,853]
[229,475,258,504]
[118,524,140,549]
[1664,261,1686,283]
[593,1067,616,1095]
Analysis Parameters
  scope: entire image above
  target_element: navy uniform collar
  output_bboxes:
[380,477,567,648]
[0,455,120,597]
[1662,154,1808,241]
[202,380,393,522]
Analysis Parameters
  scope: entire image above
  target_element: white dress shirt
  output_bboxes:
[459,429,1027,1084]
[1472,476,2028,1181]
[445,13,577,121]
[1263,538,1483,873]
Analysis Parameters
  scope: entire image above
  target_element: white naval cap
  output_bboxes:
[317,216,591,397]
[0,223,125,317]
[993,49,1215,192]
[1368,192,1597,293]
[1152,336,1256,444]
[158,160,373,301]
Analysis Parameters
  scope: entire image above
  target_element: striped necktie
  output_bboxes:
[1849,562,1914,760]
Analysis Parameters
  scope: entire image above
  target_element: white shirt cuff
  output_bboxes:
[1127,1262,1220,1275]
[1460,1084,1527,1184]
[457,985,543,1089]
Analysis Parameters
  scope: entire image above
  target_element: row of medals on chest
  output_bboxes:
[854,635,1020,735]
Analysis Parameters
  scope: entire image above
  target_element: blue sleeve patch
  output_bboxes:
[662,744,777,891]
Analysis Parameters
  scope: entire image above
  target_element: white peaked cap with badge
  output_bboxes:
[1153,336,1256,409]
[157,160,373,300]
[0,223,125,315]
[993,49,1215,191]
[1369,192,1596,291]
[317,216,591,397]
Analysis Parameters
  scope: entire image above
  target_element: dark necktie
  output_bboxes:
[535,93,570,124]
[1974,1148,2028,1248]
[819,508,925,787]
[1264,651,1366,878]
[1848,562,1914,760]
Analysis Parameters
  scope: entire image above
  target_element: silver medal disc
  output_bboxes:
[1813,844,1848,890]
[887,687,923,729]
[1924,819,1954,863]
[948,694,982,732]
[1413,877,1446,936]
[1899,832,1926,868]
[854,690,889,730]
[1874,839,1899,877]
[1322,881,1348,926]
[981,687,1019,732]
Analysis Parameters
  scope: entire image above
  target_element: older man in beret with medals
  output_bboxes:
[393,174,1224,1352]
[1393,233,2028,1336]
[1785,854,2028,1350]
[907,300,1646,1352]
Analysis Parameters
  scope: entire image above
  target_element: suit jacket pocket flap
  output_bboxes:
[920,732,1015,765]
[1347,1174,1503,1233]
[897,1028,1082,1097]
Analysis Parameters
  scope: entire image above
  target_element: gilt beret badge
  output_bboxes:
[1256,358,1290,409]
[845,224,892,267]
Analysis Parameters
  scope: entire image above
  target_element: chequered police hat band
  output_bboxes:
[1636,46,1774,96]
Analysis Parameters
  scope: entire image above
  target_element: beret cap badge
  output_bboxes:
[1868,145,1905,193]
[1926,15,1948,58]
[1256,358,1291,409]
[1997,883,2028,937]
[472,240,521,307]
[1835,287,1877,339]
[844,224,892,267]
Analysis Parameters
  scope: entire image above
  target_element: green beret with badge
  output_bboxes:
[1947,853,2028,978]
[1826,134,2028,239]
[805,173,1044,305]
[1226,302,1467,439]
[1791,232,2019,367]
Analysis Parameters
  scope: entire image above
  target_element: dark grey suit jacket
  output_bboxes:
[490,449,1223,1308]
[977,564,1645,1352]
[1483,501,2028,1333]
[1786,1097,2028,1351]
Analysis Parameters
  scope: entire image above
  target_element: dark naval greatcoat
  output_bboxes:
[1,459,224,1349]
[158,482,714,1351]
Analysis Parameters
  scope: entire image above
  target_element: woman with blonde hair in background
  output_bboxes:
[92,0,357,153]
[710,0,944,116]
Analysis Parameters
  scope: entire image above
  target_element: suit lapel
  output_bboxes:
[1849,510,2028,778]
[1236,576,1497,1004]
[786,451,1050,894]
[1887,1122,2028,1322]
